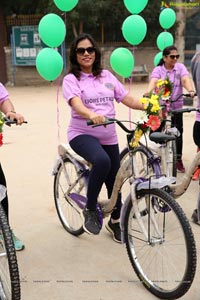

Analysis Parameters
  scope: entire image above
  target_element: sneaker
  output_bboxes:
[192,167,200,180]
[191,209,200,225]
[0,231,25,251]
[12,231,25,251]
[105,219,121,243]
[82,208,101,235]
[176,160,185,173]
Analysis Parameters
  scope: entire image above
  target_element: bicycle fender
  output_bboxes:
[52,156,62,175]
[137,176,176,190]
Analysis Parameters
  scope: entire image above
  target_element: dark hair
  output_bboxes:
[157,45,178,66]
[68,33,102,79]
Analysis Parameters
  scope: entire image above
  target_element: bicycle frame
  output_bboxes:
[53,141,175,243]
[169,151,200,197]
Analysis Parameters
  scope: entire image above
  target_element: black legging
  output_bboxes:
[0,163,9,222]
[69,135,121,220]
[171,112,183,161]
[193,121,200,148]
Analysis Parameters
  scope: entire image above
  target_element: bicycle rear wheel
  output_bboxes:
[124,188,196,299]
[54,158,86,236]
[0,204,21,300]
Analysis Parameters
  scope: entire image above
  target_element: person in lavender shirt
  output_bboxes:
[145,45,195,173]
[62,33,144,242]
[0,82,25,250]
[190,50,200,224]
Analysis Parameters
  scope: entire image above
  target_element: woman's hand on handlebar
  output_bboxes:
[88,113,106,125]
[188,91,196,98]
[5,111,25,125]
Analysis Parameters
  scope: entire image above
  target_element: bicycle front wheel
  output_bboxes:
[120,146,161,179]
[54,158,85,236]
[0,204,20,300]
[124,188,196,299]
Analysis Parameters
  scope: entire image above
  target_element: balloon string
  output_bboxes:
[128,46,136,129]
[56,77,61,149]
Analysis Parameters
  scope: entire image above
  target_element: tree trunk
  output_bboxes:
[175,8,186,63]
[71,22,78,38]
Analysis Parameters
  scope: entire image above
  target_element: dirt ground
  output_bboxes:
[1,82,199,300]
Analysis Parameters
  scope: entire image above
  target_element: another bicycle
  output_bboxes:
[53,118,196,299]
[121,93,196,179]
[0,116,27,300]
[0,185,20,300]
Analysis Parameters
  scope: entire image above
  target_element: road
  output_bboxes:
[1,83,199,300]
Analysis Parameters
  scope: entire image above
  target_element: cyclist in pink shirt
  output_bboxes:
[145,45,195,173]
[191,50,200,224]
[62,33,144,242]
[0,82,25,250]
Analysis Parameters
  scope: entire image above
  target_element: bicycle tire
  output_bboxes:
[0,204,21,300]
[54,158,85,236]
[120,145,161,179]
[124,188,196,299]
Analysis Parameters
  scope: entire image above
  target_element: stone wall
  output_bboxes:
[4,46,159,86]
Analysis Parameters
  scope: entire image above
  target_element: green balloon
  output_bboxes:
[53,0,78,12]
[154,52,163,66]
[36,48,63,81]
[156,32,174,51]
[159,8,176,29]
[110,47,134,78]
[39,14,66,47]
[122,15,147,46]
[123,0,148,14]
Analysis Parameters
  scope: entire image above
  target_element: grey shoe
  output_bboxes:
[82,208,101,235]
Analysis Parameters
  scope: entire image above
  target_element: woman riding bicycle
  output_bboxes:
[145,45,195,173]
[62,33,144,243]
[0,82,25,250]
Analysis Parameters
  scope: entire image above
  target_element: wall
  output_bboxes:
[4,46,159,86]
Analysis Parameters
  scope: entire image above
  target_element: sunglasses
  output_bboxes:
[76,47,95,55]
[167,54,180,59]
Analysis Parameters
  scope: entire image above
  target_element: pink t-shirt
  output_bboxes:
[150,63,189,109]
[0,83,9,103]
[191,51,200,122]
[62,70,128,144]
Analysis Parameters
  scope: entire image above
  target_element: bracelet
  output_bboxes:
[189,90,194,93]
[8,111,16,114]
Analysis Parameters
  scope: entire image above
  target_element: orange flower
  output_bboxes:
[146,115,161,131]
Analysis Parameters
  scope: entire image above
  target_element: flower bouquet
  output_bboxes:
[130,76,173,148]
[155,76,173,101]
[130,94,161,147]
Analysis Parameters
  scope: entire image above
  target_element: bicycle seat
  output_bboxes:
[58,143,90,165]
[149,132,176,144]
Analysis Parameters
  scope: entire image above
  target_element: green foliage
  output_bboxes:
[2,0,177,45]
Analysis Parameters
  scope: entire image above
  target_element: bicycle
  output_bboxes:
[0,116,27,300]
[53,117,196,299]
[159,92,195,176]
[121,93,196,179]
[0,184,20,300]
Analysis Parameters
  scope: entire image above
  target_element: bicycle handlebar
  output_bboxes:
[171,107,200,114]
[170,92,197,103]
[87,118,135,133]
[3,117,28,125]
